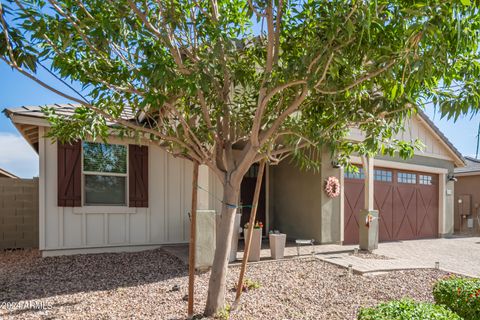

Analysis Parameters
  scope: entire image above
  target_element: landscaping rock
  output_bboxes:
[0,249,450,319]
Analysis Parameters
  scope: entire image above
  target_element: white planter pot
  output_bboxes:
[243,228,262,262]
[269,233,286,259]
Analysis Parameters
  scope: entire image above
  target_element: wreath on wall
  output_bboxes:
[324,176,340,198]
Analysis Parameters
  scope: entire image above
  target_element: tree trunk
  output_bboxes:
[204,182,240,316]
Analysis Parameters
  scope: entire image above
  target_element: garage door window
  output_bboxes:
[398,172,416,184]
[419,175,434,185]
[374,170,392,182]
[345,168,364,179]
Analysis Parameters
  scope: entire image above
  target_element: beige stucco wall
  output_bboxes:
[319,153,343,244]
[270,160,323,241]
[444,180,455,235]
[270,149,343,244]
[38,127,217,255]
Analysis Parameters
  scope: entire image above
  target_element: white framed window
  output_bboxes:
[82,142,128,206]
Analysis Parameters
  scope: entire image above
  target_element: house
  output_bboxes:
[0,167,19,179]
[453,156,480,233]
[272,111,464,245]
[4,104,465,257]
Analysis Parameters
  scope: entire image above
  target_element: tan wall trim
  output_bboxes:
[72,206,138,215]
[9,114,50,127]
[266,164,270,232]
[439,173,446,235]
[455,171,480,177]
[39,127,46,250]
[417,152,458,162]
[41,244,165,257]
[350,156,449,174]
[339,167,345,243]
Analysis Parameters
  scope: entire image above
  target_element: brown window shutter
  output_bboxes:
[57,140,82,207]
[129,144,149,207]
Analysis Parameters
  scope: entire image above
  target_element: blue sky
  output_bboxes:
[0,62,74,178]
[1,61,479,178]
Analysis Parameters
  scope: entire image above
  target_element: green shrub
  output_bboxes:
[433,275,480,320]
[215,304,231,320]
[357,299,461,320]
[233,278,261,292]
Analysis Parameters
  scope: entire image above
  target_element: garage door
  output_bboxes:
[344,167,438,244]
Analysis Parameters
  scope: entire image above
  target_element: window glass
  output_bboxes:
[419,175,434,185]
[83,142,128,206]
[83,142,127,173]
[398,172,416,184]
[374,169,393,182]
[345,168,364,180]
[85,175,126,205]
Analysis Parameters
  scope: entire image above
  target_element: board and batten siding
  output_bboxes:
[39,128,199,255]
[349,116,454,161]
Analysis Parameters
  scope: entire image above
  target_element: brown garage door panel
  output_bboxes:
[416,184,439,238]
[344,179,364,245]
[375,183,394,242]
[344,168,439,245]
[394,185,417,240]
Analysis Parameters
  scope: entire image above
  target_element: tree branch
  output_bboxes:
[0,55,203,163]
[0,3,16,65]
[316,59,398,94]
[127,0,190,75]
[247,0,266,18]
[259,85,308,145]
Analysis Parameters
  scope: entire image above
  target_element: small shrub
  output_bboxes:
[215,304,231,320]
[357,299,461,320]
[233,278,261,292]
[243,278,261,291]
[433,275,480,320]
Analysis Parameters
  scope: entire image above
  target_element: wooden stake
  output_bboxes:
[187,162,199,319]
[233,159,266,306]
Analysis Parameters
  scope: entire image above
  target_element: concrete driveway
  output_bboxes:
[319,237,480,277]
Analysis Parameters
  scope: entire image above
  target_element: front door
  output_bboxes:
[240,164,266,236]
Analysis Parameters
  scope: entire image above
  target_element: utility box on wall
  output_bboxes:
[458,194,472,217]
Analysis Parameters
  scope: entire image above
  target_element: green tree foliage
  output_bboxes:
[1,0,479,315]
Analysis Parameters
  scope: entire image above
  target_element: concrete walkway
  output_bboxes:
[234,241,355,262]
[318,237,480,277]
[163,241,355,265]
[163,237,480,277]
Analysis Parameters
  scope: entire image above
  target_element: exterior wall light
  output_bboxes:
[331,160,341,168]
[448,174,457,182]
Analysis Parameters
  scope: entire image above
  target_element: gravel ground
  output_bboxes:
[0,248,450,319]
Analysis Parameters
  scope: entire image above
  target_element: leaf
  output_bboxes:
[390,84,398,100]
